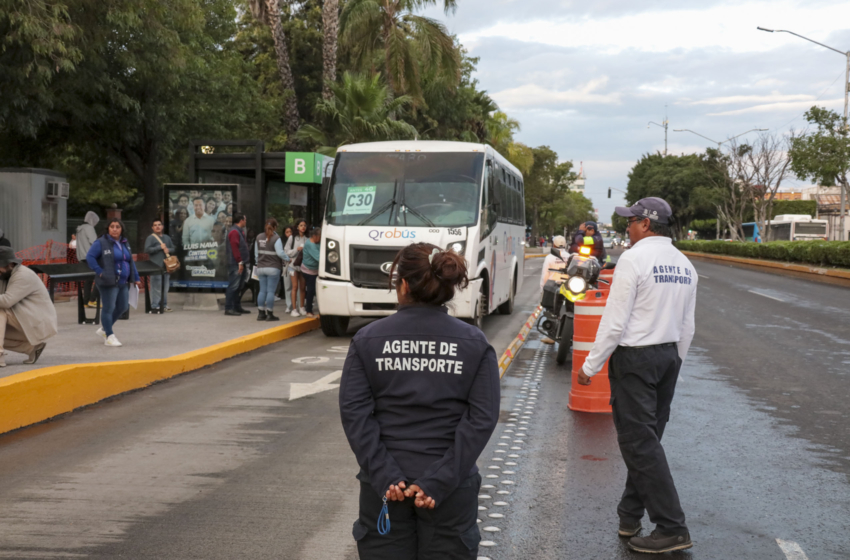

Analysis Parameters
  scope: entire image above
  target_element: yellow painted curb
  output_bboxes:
[682,251,850,285]
[0,318,321,435]
[498,306,542,378]
[524,254,547,260]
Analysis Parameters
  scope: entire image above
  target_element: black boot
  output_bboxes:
[257,309,267,321]
[265,312,280,322]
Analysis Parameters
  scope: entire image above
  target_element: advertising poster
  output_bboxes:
[164,184,238,289]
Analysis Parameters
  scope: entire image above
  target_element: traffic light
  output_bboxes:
[607,188,611,198]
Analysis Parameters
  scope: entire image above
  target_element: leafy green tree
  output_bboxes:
[0,0,81,136]
[406,46,497,144]
[626,152,717,239]
[295,72,417,156]
[0,0,274,245]
[611,212,628,235]
[524,146,591,240]
[789,106,849,240]
[340,0,460,100]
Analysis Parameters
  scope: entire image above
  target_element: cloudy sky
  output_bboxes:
[424,0,850,223]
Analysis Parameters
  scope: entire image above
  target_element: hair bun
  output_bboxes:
[391,243,469,306]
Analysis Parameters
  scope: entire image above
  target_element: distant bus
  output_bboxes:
[742,222,762,243]
[767,215,828,241]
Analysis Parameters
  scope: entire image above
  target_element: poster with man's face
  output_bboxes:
[164,184,238,289]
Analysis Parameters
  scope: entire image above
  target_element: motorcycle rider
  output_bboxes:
[539,235,568,290]
[569,221,607,262]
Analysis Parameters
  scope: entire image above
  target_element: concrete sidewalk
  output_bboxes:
[2,296,305,377]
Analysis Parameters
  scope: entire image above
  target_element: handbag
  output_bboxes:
[153,234,181,273]
[292,250,303,268]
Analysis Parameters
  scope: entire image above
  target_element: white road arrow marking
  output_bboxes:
[776,539,809,560]
[289,370,343,401]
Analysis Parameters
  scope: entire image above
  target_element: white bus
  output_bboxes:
[316,141,526,336]
[767,214,829,241]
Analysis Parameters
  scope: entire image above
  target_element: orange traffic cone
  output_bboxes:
[569,289,612,413]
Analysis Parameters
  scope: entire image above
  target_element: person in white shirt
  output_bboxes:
[578,197,697,554]
[539,235,567,290]
[182,198,216,246]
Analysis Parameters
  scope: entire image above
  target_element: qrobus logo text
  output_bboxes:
[368,229,418,241]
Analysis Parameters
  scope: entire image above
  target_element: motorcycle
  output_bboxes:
[538,244,608,365]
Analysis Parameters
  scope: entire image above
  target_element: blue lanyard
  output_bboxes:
[377,496,391,535]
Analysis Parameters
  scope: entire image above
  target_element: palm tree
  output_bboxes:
[485,111,533,175]
[248,0,300,147]
[296,72,418,156]
[340,0,461,100]
[322,0,341,101]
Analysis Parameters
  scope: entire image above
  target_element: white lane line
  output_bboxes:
[776,539,809,560]
[700,275,709,279]
[748,289,785,302]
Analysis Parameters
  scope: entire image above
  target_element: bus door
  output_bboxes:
[481,160,502,313]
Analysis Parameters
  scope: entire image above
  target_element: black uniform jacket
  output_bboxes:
[569,229,607,262]
[340,304,500,506]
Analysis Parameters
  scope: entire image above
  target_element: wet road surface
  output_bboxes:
[0,255,849,559]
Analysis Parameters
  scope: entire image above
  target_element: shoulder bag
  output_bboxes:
[153,234,181,273]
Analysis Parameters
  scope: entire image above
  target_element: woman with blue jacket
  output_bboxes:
[86,219,141,347]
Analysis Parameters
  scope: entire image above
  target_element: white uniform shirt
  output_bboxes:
[582,236,697,377]
[540,254,566,289]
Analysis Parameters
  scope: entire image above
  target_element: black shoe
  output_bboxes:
[148,307,161,314]
[628,530,692,553]
[257,310,267,321]
[24,343,46,365]
[225,309,241,316]
[265,312,280,322]
[618,519,642,538]
[236,308,251,314]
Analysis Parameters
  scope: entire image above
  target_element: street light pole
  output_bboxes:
[648,105,669,155]
[758,27,849,240]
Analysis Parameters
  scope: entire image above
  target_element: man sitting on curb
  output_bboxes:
[0,247,57,367]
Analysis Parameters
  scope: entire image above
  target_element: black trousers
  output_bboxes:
[608,343,688,535]
[352,473,481,560]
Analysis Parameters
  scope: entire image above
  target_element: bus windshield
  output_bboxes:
[326,152,484,227]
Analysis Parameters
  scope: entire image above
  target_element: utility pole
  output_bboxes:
[758,27,849,240]
[648,104,669,155]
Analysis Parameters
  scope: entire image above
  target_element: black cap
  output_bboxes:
[0,246,22,267]
[615,197,672,225]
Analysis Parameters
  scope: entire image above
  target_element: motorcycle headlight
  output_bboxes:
[447,241,466,255]
[579,246,591,256]
[567,276,587,294]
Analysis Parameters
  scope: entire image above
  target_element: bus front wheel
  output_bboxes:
[320,315,350,337]
[497,270,516,315]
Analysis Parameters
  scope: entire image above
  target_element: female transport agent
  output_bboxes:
[340,243,500,560]
[86,219,141,347]
[254,218,289,322]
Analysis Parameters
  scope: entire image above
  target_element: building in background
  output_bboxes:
[0,168,68,252]
[801,185,848,241]
[568,163,586,193]
[773,190,803,201]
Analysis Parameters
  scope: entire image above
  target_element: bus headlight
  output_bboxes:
[447,241,466,255]
[325,238,341,275]
[567,276,587,294]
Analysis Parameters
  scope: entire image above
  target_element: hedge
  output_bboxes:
[675,240,850,268]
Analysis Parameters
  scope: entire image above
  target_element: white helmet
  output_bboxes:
[553,235,567,248]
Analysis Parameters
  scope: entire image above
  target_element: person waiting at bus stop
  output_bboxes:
[577,197,697,554]
[224,213,250,316]
[0,246,56,367]
[86,219,141,347]
[339,243,500,560]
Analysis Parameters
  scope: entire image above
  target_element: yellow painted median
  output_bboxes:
[0,318,320,435]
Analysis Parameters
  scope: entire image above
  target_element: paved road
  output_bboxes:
[1,254,849,559]
[0,261,543,559]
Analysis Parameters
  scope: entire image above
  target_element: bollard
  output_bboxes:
[569,289,612,413]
